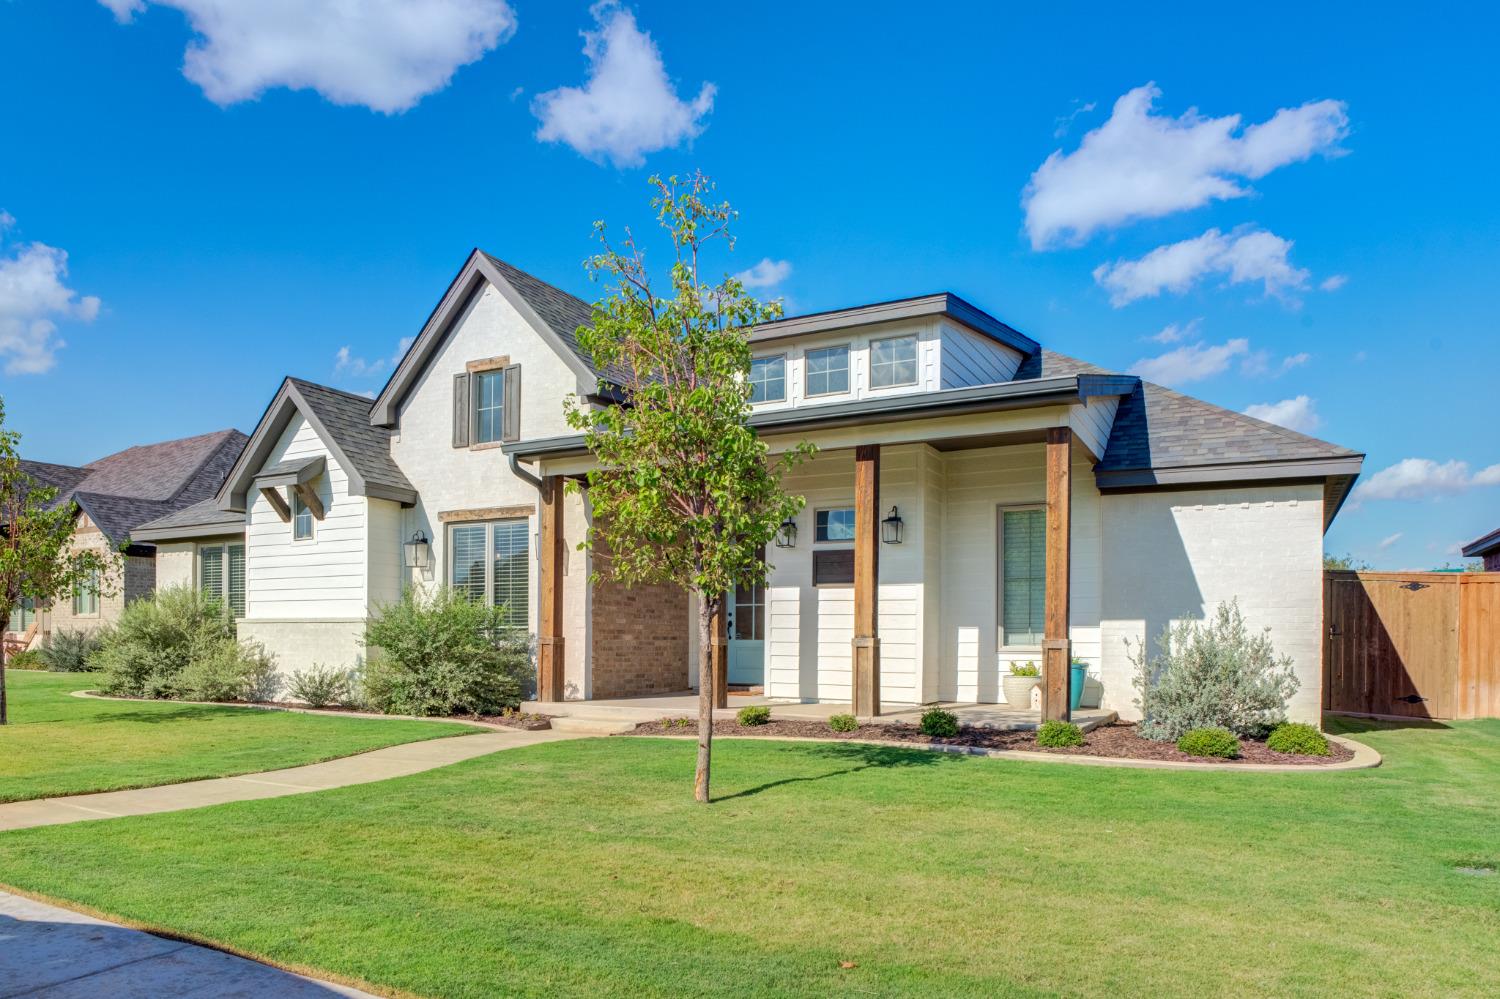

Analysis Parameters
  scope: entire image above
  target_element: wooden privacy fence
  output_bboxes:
[1323,571,1500,720]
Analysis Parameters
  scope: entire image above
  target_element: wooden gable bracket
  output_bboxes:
[260,486,292,523]
[292,482,326,520]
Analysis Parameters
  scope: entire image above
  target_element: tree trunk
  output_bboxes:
[695,591,715,802]
[0,609,9,726]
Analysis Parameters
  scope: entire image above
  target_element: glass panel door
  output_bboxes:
[726,566,766,685]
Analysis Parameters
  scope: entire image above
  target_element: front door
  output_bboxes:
[726,576,766,685]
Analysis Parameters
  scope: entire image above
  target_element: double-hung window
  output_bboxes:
[199,543,247,619]
[870,334,919,388]
[805,345,850,397]
[71,569,100,617]
[999,507,1046,647]
[474,369,505,444]
[748,354,786,403]
[449,519,530,629]
[292,491,314,541]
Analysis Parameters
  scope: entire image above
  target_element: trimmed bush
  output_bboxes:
[1131,600,1300,741]
[1010,661,1041,677]
[361,588,532,717]
[5,649,45,670]
[180,639,281,703]
[736,705,771,726]
[1177,727,1241,759]
[288,664,354,708]
[38,628,107,672]
[1266,721,1330,756]
[919,707,959,738]
[828,713,858,733]
[1036,720,1085,748]
[94,586,237,699]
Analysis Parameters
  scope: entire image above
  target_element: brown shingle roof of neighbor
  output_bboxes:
[22,429,248,546]
[133,496,246,536]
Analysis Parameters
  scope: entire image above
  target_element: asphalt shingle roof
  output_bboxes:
[482,252,630,387]
[133,496,245,535]
[288,379,414,496]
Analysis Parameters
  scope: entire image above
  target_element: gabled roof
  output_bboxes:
[369,250,617,428]
[22,429,247,546]
[133,497,246,542]
[220,378,416,512]
[1462,528,1500,559]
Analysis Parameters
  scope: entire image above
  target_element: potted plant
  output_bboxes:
[1003,661,1042,708]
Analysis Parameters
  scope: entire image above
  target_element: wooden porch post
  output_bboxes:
[537,474,566,702]
[1042,428,1072,721]
[710,602,729,709]
[852,444,881,717]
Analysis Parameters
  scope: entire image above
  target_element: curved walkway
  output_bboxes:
[0,728,577,833]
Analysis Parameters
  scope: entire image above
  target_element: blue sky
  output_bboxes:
[1,1,1496,568]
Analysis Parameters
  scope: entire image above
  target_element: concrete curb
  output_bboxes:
[629,731,1382,773]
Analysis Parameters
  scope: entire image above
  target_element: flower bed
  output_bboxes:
[628,718,1354,766]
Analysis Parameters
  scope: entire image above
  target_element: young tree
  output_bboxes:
[566,174,814,802]
[0,399,118,724]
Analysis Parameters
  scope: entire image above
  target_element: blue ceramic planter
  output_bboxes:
[1069,662,1088,712]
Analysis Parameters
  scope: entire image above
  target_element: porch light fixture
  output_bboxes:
[881,506,904,545]
[403,531,432,570]
[775,517,798,549]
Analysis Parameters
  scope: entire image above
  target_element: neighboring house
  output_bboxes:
[136,251,1363,724]
[1461,529,1500,571]
[4,429,248,651]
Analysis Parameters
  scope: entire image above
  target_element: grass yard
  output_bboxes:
[0,671,478,802]
[1,717,1497,997]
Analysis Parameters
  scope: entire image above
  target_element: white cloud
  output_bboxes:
[0,222,102,375]
[1093,227,1310,306]
[733,258,792,290]
[1320,274,1348,292]
[1351,458,1500,505]
[1280,352,1310,372]
[1243,395,1320,433]
[393,335,415,365]
[1052,99,1096,138]
[334,345,386,378]
[1023,83,1348,249]
[1147,318,1201,343]
[1378,532,1403,550]
[1128,338,1248,387]
[533,2,714,167]
[99,0,517,114]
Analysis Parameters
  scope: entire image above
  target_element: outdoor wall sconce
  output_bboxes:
[882,506,904,545]
[775,517,798,549]
[403,531,432,570]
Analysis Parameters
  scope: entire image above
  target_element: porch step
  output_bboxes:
[545,715,640,736]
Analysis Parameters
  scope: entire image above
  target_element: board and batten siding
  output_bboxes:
[938,320,1023,389]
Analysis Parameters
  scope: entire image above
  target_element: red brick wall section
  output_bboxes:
[590,573,689,698]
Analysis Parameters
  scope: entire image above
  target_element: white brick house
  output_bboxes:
[134,251,1363,723]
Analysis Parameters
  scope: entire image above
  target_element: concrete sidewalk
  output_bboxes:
[0,890,379,998]
[0,728,576,832]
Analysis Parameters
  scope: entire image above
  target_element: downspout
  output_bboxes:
[508,452,544,491]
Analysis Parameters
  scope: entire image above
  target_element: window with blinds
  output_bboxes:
[199,543,246,619]
[447,520,530,629]
[1001,507,1046,647]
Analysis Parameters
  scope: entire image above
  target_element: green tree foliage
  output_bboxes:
[565,174,814,802]
[1,398,118,723]
[1323,552,1370,571]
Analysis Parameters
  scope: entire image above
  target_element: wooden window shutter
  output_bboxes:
[502,364,521,442]
[452,372,471,448]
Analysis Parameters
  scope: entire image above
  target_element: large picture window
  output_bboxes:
[449,519,530,628]
[805,345,850,397]
[200,543,247,618]
[1000,507,1046,647]
[748,354,786,403]
[870,334,919,388]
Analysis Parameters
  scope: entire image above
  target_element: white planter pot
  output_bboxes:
[1003,675,1041,708]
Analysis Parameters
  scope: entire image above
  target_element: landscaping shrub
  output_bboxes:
[288,664,353,708]
[828,712,858,733]
[1266,721,1330,756]
[38,628,107,672]
[919,707,959,738]
[736,705,771,726]
[361,588,532,717]
[1036,720,1084,748]
[5,649,45,670]
[1010,661,1041,677]
[94,586,237,699]
[180,639,282,703]
[1177,726,1241,759]
[1130,600,1300,741]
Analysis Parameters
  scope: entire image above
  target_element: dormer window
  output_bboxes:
[870,335,918,388]
[805,345,850,397]
[749,354,786,403]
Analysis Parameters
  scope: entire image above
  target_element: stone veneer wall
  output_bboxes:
[589,573,689,698]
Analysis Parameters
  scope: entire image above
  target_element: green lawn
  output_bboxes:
[1,718,1497,997]
[0,670,477,802]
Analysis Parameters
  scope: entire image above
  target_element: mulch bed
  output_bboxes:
[628,718,1353,766]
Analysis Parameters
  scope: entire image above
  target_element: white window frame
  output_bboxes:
[71,570,100,617]
[291,491,315,542]
[804,343,851,398]
[996,503,1046,651]
[473,368,506,444]
[748,353,787,404]
[198,542,247,619]
[869,334,919,389]
[446,519,531,629]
